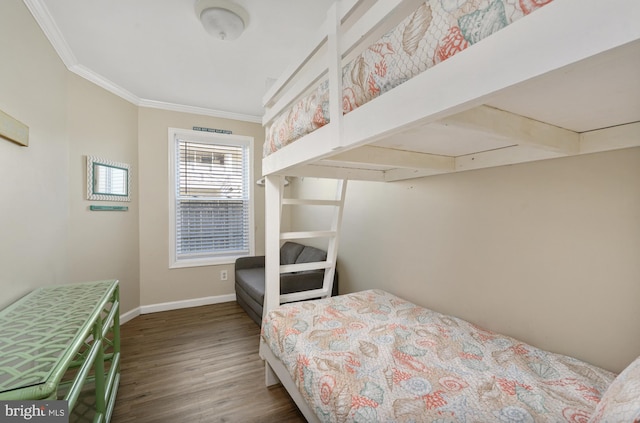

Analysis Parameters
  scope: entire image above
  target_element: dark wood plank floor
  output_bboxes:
[111,301,305,423]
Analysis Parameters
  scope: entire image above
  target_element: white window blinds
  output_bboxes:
[173,134,252,262]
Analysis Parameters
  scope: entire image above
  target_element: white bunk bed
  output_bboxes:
[258,0,640,421]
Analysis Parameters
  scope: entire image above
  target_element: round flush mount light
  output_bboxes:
[195,0,249,41]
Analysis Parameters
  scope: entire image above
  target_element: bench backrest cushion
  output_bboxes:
[295,245,327,264]
[280,242,328,265]
[280,242,305,265]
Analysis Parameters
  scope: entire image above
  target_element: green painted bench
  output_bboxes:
[0,280,120,422]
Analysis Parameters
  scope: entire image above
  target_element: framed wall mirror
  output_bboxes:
[86,156,131,201]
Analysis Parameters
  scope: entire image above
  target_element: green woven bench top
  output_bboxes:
[0,280,118,398]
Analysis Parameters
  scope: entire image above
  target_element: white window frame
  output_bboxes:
[168,127,255,268]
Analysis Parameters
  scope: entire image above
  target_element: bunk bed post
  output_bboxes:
[261,174,284,387]
[327,2,343,150]
[263,174,283,317]
[324,1,346,290]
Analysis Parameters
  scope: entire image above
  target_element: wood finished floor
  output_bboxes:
[111,301,305,423]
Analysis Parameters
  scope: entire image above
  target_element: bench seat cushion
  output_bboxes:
[234,242,337,325]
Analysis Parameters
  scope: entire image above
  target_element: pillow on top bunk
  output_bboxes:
[588,355,640,423]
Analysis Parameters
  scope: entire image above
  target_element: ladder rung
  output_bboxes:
[280,288,330,304]
[280,231,336,240]
[282,198,341,206]
[280,261,332,273]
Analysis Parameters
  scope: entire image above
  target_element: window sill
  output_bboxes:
[169,256,240,269]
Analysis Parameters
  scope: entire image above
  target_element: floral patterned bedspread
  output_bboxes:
[261,290,615,422]
[263,0,554,158]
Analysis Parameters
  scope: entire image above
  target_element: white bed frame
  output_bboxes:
[258,0,640,420]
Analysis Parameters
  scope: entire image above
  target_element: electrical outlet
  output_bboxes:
[220,270,228,281]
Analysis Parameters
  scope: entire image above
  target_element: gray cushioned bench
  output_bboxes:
[234,242,338,325]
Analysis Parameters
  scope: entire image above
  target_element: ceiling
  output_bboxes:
[24,0,335,122]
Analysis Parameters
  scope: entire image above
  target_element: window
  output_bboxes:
[169,128,254,268]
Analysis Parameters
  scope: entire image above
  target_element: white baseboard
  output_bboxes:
[139,293,237,315]
[120,307,141,325]
[119,293,237,324]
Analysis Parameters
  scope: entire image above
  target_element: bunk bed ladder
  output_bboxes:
[263,176,347,316]
[280,179,346,304]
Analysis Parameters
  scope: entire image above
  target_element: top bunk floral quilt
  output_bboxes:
[263,0,554,158]
[261,289,615,422]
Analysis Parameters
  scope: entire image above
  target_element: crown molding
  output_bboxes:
[70,64,141,105]
[23,0,77,67]
[23,0,264,124]
[138,99,262,123]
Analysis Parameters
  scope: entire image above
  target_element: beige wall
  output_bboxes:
[137,108,264,306]
[291,148,640,373]
[0,1,140,313]
[0,0,69,306]
[66,74,140,313]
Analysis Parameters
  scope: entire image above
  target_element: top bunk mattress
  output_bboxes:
[263,0,554,158]
[261,289,616,422]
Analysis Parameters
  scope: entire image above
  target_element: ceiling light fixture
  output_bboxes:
[195,0,249,41]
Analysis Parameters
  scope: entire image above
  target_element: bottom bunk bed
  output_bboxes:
[260,289,640,423]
